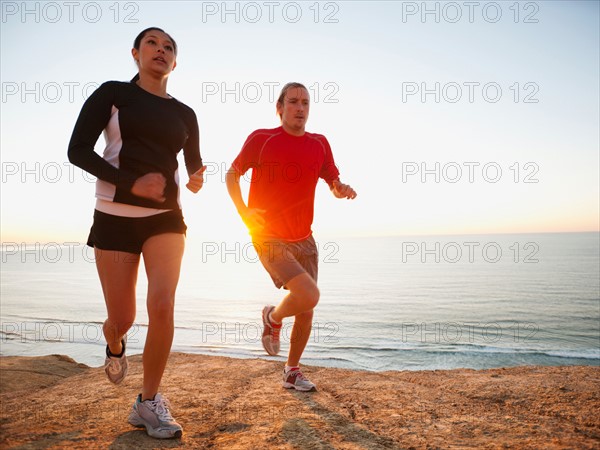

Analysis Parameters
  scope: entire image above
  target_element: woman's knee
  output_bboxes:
[147,291,176,320]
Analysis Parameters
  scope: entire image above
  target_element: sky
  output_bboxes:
[1,0,599,246]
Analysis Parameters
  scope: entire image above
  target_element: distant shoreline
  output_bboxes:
[2,230,599,247]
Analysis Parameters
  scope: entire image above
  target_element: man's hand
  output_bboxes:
[186,166,207,193]
[241,207,267,233]
[131,172,167,202]
[331,180,357,199]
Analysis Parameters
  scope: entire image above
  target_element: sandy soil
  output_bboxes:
[1,353,599,449]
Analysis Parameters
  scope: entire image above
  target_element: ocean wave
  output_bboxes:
[543,349,600,360]
[314,341,600,361]
[416,344,600,361]
[1,316,104,326]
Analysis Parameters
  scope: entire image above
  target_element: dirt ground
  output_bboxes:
[1,353,599,449]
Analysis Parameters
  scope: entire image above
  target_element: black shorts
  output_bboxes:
[253,236,318,289]
[87,209,187,254]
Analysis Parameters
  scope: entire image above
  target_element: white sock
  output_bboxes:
[285,365,299,373]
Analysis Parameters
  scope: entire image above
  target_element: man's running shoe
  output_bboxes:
[262,305,282,356]
[282,367,317,392]
[128,393,183,439]
[104,336,127,384]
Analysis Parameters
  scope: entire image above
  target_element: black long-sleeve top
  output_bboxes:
[68,80,202,211]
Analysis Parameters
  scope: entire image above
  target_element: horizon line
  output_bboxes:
[1,229,599,247]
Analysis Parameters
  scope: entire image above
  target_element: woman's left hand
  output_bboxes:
[186,166,207,193]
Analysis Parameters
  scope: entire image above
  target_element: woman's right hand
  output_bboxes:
[131,172,166,203]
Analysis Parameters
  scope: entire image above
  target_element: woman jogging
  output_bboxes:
[68,27,205,439]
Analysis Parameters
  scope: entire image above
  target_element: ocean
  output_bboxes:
[1,232,599,372]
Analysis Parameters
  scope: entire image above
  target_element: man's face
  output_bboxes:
[279,87,310,134]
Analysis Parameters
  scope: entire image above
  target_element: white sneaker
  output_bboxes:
[262,305,282,356]
[282,367,316,392]
[104,336,127,384]
[128,393,183,439]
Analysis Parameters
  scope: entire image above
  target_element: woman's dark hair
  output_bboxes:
[130,27,178,83]
[134,27,178,54]
[276,82,308,118]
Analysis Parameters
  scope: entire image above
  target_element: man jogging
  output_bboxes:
[226,82,357,391]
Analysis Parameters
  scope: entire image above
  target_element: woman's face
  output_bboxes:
[132,30,177,78]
